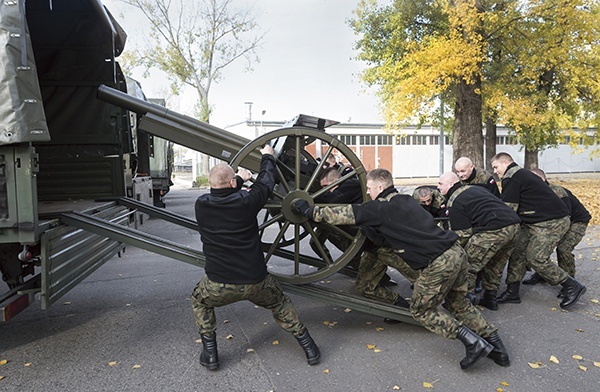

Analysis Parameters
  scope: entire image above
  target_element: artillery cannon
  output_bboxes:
[97,85,369,284]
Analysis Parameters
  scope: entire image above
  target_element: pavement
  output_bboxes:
[1,181,599,391]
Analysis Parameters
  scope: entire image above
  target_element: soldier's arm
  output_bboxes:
[313,205,356,225]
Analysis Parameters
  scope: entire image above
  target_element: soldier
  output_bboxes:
[524,169,591,294]
[454,156,501,198]
[191,145,320,370]
[312,167,401,288]
[412,186,449,229]
[292,168,509,369]
[491,153,587,309]
[437,172,521,311]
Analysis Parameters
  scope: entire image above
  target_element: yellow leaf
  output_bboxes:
[223,319,230,324]
[576,329,584,333]
[272,340,279,345]
[591,299,599,304]
[593,362,600,368]
[0,360,6,366]
[551,307,558,311]
[579,365,587,371]
[422,381,434,389]
[132,364,141,369]
[24,363,32,367]
[376,327,384,332]
[374,349,382,353]
[344,308,352,313]
[549,355,559,364]
[225,334,234,340]
[366,321,372,325]
[195,339,202,343]
[0,376,5,380]
[496,388,503,392]
[500,381,510,386]
[572,354,584,360]
[63,301,71,305]
[323,369,330,374]
[323,321,330,326]
[246,348,254,353]
[367,344,376,350]
[393,386,400,390]
[108,361,117,366]
[528,362,543,368]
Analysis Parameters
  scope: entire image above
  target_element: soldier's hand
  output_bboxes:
[291,199,312,218]
[260,144,274,156]
[236,167,252,182]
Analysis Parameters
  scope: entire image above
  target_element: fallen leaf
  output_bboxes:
[550,355,560,364]
[0,360,6,366]
[323,369,330,374]
[528,362,544,368]
[595,314,600,318]
[496,389,503,392]
[323,321,331,326]
[366,321,372,325]
[63,302,71,305]
[593,362,600,368]
[247,348,254,353]
[132,364,141,369]
[0,376,5,380]
[344,308,352,313]
[374,349,382,353]
[24,363,32,367]
[375,327,384,332]
[422,381,434,389]
[195,339,202,343]
[551,307,558,311]
[393,386,400,390]
[272,340,279,345]
[367,344,376,350]
[591,299,599,304]
[576,329,584,333]
[500,381,510,386]
[223,320,230,324]
[225,334,234,340]
[573,354,584,360]
[579,365,587,371]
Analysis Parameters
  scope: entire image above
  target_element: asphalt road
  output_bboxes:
[1,182,599,392]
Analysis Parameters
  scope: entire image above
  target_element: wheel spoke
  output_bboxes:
[303,144,334,192]
[302,221,333,266]
[275,165,291,193]
[311,169,357,199]
[294,223,300,275]
[258,211,284,231]
[264,220,291,263]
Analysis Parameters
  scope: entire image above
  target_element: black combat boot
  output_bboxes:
[295,329,321,365]
[496,282,521,304]
[466,292,479,306]
[383,296,410,324]
[559,277,587,309]
[522,272,545,285]
[199,332,219,370]
[456,326,494,370]
[478,290,498,311]
[485,333,510,367]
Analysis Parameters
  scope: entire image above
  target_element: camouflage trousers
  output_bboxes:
[464,223,520,292]
[411,242,497,340]
[506,216,570,285]
[556,221,588,277]
[355,247,419,304]
[191,274,304,336]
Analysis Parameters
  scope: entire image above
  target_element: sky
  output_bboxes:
[103,0,385,129]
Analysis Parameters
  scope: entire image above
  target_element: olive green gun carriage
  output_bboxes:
[0,0,415,325]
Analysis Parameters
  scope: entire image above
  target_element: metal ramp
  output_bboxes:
[61,200,419,326]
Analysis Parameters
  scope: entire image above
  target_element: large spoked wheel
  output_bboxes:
[229,127,368,284]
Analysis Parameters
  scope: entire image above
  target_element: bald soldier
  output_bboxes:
[491,153,587,309]
[454,157,501,198]
[438,172,520,311]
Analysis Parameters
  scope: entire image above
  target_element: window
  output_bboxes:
[412,135,427,145]
[396,136,409,145]
[360,135,376,145]
[337,135,356,145]
[377,135,392,145]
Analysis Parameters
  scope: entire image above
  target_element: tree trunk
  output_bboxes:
[453,79,484,167]
[524,146,539,169]
[484,117,497,171]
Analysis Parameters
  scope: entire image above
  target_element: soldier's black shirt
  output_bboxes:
[500,163,569,223]
[445,183,520,233]
[352,186,458,270]
[315,177,363,204]
[195,155,275,284]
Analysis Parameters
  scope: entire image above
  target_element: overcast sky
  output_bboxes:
[103,0,385,129]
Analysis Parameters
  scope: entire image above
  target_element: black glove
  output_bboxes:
[291,199,311,218]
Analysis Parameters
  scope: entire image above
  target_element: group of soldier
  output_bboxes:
[190,145,589,372]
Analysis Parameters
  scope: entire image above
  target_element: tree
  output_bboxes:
[120,0,264,174]
[351,0,600,169]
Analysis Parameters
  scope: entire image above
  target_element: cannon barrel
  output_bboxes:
[97,84,262,171]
